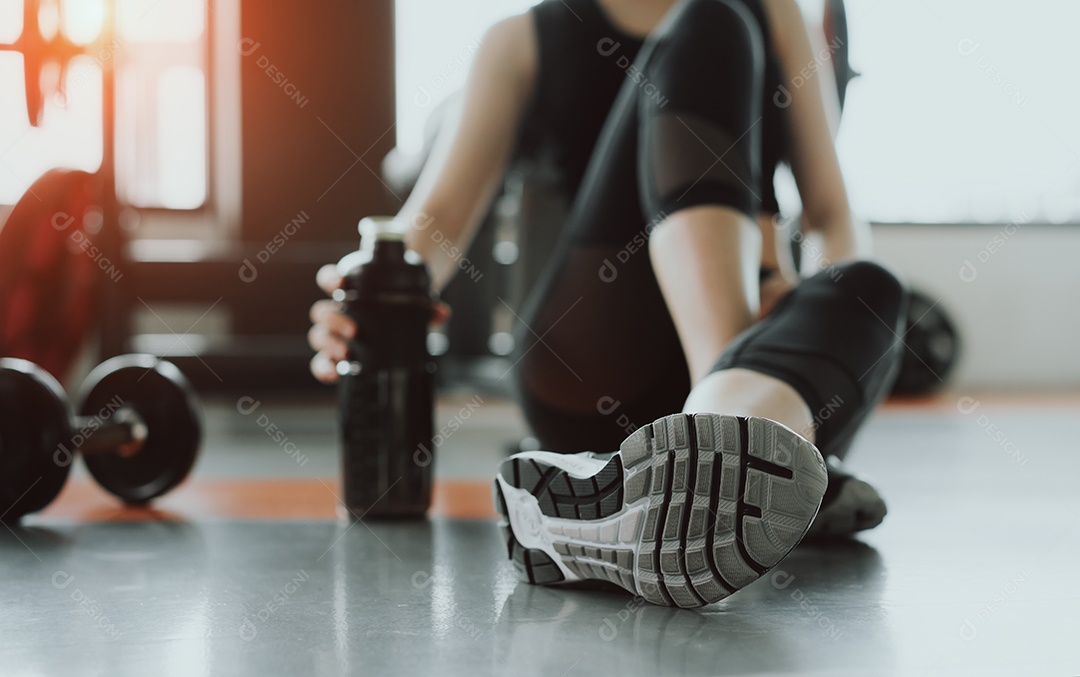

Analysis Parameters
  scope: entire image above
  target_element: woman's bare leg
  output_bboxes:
[683,369,816,443]
[648,205,817,443]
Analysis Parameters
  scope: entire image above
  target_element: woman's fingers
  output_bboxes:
[306,321,349,358]
[307,301,352,362]
[317,264,343,297]
[309,299,356,339]
[311,265,449,383]
[310,350,340,384]
[311,265,348,382]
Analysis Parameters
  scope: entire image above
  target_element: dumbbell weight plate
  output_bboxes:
[75,355,201,504]
[890,289,961,396]
[0,358,75,521]
[0,169,100,381]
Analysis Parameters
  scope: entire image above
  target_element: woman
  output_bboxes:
[308,0,906,608]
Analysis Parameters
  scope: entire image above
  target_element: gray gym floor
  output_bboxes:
[2,393,1078,676]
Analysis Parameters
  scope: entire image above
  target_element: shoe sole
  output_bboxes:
[493,412,828,608]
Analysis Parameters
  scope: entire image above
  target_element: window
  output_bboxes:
[394,0,540,156]
[836,0,1080,224]
[0,0,208,209]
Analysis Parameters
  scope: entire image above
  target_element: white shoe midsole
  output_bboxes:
[496,467,652,587]
[505,451,611,478]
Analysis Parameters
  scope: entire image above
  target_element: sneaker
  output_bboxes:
[805,456,887,538]
[492,412,828,608]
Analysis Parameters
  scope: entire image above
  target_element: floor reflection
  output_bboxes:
[490,538,891,676]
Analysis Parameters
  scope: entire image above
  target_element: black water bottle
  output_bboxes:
[336,216,435,518]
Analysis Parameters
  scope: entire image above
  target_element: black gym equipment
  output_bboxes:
[0,169,102,380]
[0,354,201,521]
[0,0,123,382]
[890,289,961,396]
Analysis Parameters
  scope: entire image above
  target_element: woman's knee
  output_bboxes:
[638,0,766,220]
[833,260,909,326]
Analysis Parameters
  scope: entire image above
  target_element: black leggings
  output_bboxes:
[510,0,907,459]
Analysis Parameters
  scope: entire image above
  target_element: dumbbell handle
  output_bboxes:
[71,407,148,458]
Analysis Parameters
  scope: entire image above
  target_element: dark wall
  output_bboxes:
[240,0,397,245]
[224,0,398,345]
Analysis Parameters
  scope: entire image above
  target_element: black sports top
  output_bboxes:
[519,0,788,215]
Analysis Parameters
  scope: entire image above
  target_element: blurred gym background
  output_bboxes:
[2,3,1079,674]
[2,0,1079,396]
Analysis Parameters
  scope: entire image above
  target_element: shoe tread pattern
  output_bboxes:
[628,414,826,607]
[495,413,826,608]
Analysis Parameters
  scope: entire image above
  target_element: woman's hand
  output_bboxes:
[758,269,797,320]
[307,264,451,383]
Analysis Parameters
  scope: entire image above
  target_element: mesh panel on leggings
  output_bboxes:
[645,111,759,219]
[511,244,691,453]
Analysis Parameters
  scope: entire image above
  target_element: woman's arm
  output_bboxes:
[308,13,536,382]
[398,13,537,293]
[764,0,870,268]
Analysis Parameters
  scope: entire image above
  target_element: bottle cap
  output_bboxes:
[358,216,406,244]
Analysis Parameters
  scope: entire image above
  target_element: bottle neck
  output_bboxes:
[372,239,406,262]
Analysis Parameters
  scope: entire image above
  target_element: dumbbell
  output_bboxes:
[0,354,201,521]
[889,289,961,396]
